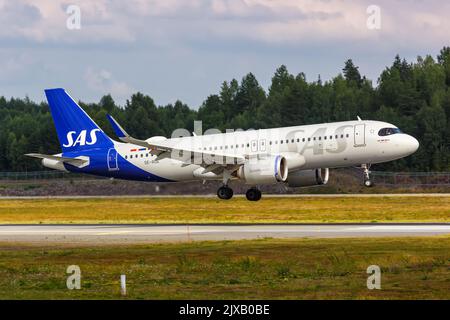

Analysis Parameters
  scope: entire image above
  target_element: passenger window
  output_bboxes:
[125,155,128,159]
[302,138,305,142]
[346,134,349,138]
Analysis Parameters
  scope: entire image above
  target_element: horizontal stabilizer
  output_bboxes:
[25,153,89,168]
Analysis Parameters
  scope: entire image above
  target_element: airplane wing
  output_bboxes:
[107,115,246,166]
[25,153,89,168]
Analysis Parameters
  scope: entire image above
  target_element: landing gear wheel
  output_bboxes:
[364,179,373,187]
[217,186,233,200]
[246,188,262,201]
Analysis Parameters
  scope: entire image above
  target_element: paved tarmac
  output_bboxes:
[0,223,448,244]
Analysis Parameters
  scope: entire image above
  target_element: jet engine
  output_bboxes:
[286,168,329,187]
[237,155,288,185]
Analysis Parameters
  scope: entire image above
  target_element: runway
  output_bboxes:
[0,224,449,244]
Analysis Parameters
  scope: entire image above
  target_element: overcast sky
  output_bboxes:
[0,0,449,108]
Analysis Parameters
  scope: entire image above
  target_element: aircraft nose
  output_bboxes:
[405,135,419,155]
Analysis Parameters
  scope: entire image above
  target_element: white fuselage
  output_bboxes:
[112,120,419,182]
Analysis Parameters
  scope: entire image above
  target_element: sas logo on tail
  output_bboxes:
[63,129,101,147]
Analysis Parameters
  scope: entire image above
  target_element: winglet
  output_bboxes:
[106,114,155,149]
[107,114,128,139]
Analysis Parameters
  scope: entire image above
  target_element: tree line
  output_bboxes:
[1,47,449,172]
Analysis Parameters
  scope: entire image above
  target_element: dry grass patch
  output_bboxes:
[0,196,448,224]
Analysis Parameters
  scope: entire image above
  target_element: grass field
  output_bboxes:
[0,236,448,299]
[0,196,449,224]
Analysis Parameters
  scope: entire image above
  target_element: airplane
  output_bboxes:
[26,88,419,201]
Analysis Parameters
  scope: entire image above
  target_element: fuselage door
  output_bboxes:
[354,124,366,147]
[107,148,119,171]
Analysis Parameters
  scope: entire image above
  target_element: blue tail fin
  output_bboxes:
[45,88,113,153]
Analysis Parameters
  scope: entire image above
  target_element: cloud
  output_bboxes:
[84,67,135,100]
[0,0,449,107]
[0,0,447,47]
[0,51,37,85]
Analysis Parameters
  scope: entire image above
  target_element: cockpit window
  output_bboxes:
[378,127,402,136]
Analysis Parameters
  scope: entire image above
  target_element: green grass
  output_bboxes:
[0,196,449,224]
[0,237,448,299]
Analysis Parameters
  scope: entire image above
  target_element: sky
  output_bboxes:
[0,0,449,108]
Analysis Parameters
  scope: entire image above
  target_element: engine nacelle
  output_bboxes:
[237,155,288,185]
[287,168,329,187]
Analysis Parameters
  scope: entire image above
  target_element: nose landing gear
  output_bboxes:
[362,164,374,187]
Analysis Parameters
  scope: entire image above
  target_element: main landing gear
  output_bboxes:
[217,170,234,200]
[361,164,374,187]
[216,170,262,201]
[216,186,262,201]
[246,188,262,201]
[217,185,233,200]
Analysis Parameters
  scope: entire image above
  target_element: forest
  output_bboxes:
[0,47,449,172]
